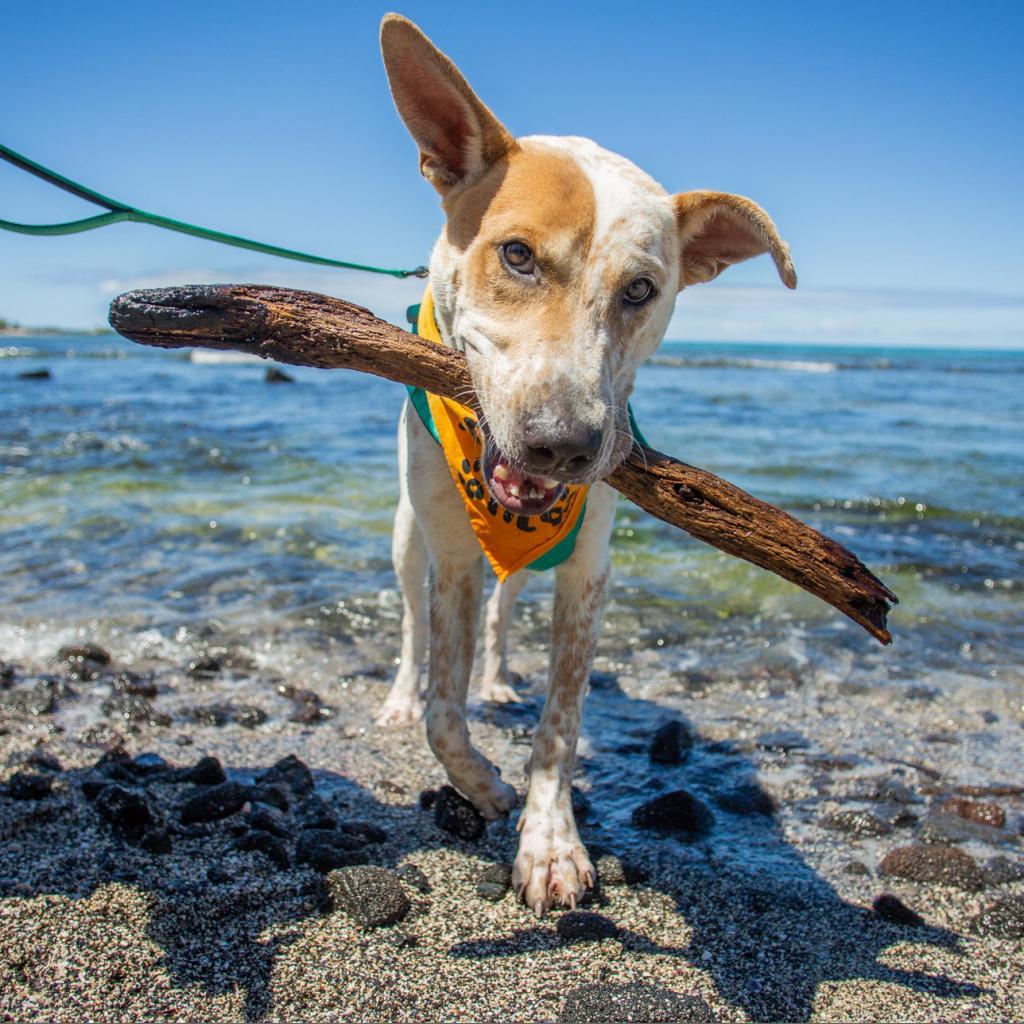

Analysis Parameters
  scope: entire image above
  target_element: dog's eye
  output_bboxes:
[502,241,535,275]
[624,277,655,305]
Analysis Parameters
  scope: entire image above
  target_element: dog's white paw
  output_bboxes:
[477,677,522,704]
[512,831,595,916]
[374,696,423,728]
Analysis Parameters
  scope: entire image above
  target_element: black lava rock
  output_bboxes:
[265,367,294,383]
[970,896,1024,939]
[296,830,367,873]
[556,911,618,942]
[186,703,267,729]
[177,755,227,786]
[257,754,314,797]
[873,893,925,927]
[297,794,336,830]
[560,983,713,1023]
[140,827,173,855]
[6,771,52,800]
[756,730,810,754]
[418,789,438,810]
[878,844,985,891]
[18,368,51,380]
[57,643,111,666]
[0,681,59,716]
[111,671,157,698]
[95,784,155,841]
[571,787,592,822]
[328,866,410,928]
[178,781,247,823]
[341,821,388,845]
[396,863,431,893]
[278,684,334,724]
[820,810,892,838]
[631,790,714,838]
[476,862,513,901]
[207,865,232,884]
[101,694,170,727]
[858,777,922,804]
[434,785,485,841]
[238,831,290,869]
[983,856,1024,886]
[247,804,290,837]
[715,782,776,816]
[915,812,1005,846]
[129,752,169,777]
[249,783,290,812]
[649,720,693,765]
[186,655,222,677]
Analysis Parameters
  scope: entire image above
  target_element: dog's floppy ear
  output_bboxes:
[674,191,797,289]
[380,14,516,194]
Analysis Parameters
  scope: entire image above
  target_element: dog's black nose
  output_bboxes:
[523,421,602,476]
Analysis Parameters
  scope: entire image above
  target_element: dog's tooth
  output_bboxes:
[493,464,509,481]
[508,484,520,497]
[541,477,559,489]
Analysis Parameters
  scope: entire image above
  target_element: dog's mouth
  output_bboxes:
[482,439,566,517]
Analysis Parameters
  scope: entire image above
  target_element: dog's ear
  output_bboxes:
[380,14,516,194]
[673,191,797,289]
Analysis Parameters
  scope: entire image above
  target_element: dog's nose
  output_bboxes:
[523,421,602,476]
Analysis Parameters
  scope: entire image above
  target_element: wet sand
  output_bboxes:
[1,620,1022,1024]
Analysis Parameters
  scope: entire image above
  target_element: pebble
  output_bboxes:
[872,893,925,927]
[715,782,776,816]
[434,785,486,841]
[249,783,290,811]
[631,790,714,838]
[327,866,410,928]
[94,784,156,840]
[111,671,157,698]
[101,694,170,727]
[396,863,431,893]
[257,754,315,797]
[238,831,290,869]
[295,830,367,872]
[186,655,223,677]
[297,793,337,830]
[935,796,1005,829]
[878,844,985,891]
[970,895,1024,939]
[57,642,111,672]
[857,777,922,804]
[140,827,173,855]
[178,755,227,786]
[185,703,267,729]
[756,730,810,754]
[278,684,334,724]
[983,856,1024,886]
[130,752,169,776]
[0,681,59,716]
[341,821,388,845]
[178,781,247,823]
[559,983,713,1023]
[246,804,291,837]
[915,812,1005,846]
[843,860,870,876]
[820,810,892,838]
[556,911,618,942]
[476,862,512,901]
[649,720,693,765]
[7,748,62,772]
[6,771,53,800]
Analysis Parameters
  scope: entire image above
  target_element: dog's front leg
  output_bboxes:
[425,556,518,819]
[513,484,616,915]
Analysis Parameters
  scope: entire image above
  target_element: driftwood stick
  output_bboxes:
[108,284,897,644]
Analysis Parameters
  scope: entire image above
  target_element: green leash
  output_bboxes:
[0,143,428,279]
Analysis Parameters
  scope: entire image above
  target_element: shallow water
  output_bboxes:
[2,332,1021,696]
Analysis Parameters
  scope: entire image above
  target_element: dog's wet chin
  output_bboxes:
[483,440,565,516]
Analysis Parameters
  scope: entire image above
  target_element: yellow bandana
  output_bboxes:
[409,287,588,581]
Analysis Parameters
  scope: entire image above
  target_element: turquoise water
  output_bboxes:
[1,333,1021,689]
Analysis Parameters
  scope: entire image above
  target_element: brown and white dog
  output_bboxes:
[374,14,796,915]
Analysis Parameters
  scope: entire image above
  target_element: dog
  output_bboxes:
[374,14,796,916]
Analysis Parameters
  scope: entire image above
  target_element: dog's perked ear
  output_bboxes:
[380,14,516,194]
[674,191,797,289]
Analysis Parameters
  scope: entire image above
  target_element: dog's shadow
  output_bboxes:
[1,670,986,1022]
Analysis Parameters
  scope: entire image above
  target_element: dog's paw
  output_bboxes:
[477,677,522,704]
[512,836,595,917]
[457,772,518,820]
[374,696,423,728]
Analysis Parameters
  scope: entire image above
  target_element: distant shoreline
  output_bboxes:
[0,326,113,337]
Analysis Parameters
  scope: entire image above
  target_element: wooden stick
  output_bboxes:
[108,284,897,643]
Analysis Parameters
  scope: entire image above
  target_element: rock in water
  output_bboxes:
[970,896,1024,939]
[820,810,892,837]
[328,866,410,928]
[649,720,693,765]
[178,781,247,823]
[631,790,714,838]
[434,785,485,840]
[878,844,985,891]
[560,983,713,1023]
[935,797,1006,829]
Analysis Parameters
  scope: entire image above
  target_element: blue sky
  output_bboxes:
[2,1,1022,345]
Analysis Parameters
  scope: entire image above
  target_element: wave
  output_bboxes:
[646,353,1024,374]
[190,350,265,365]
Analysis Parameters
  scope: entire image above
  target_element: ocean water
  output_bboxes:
[1,333,1021,696]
